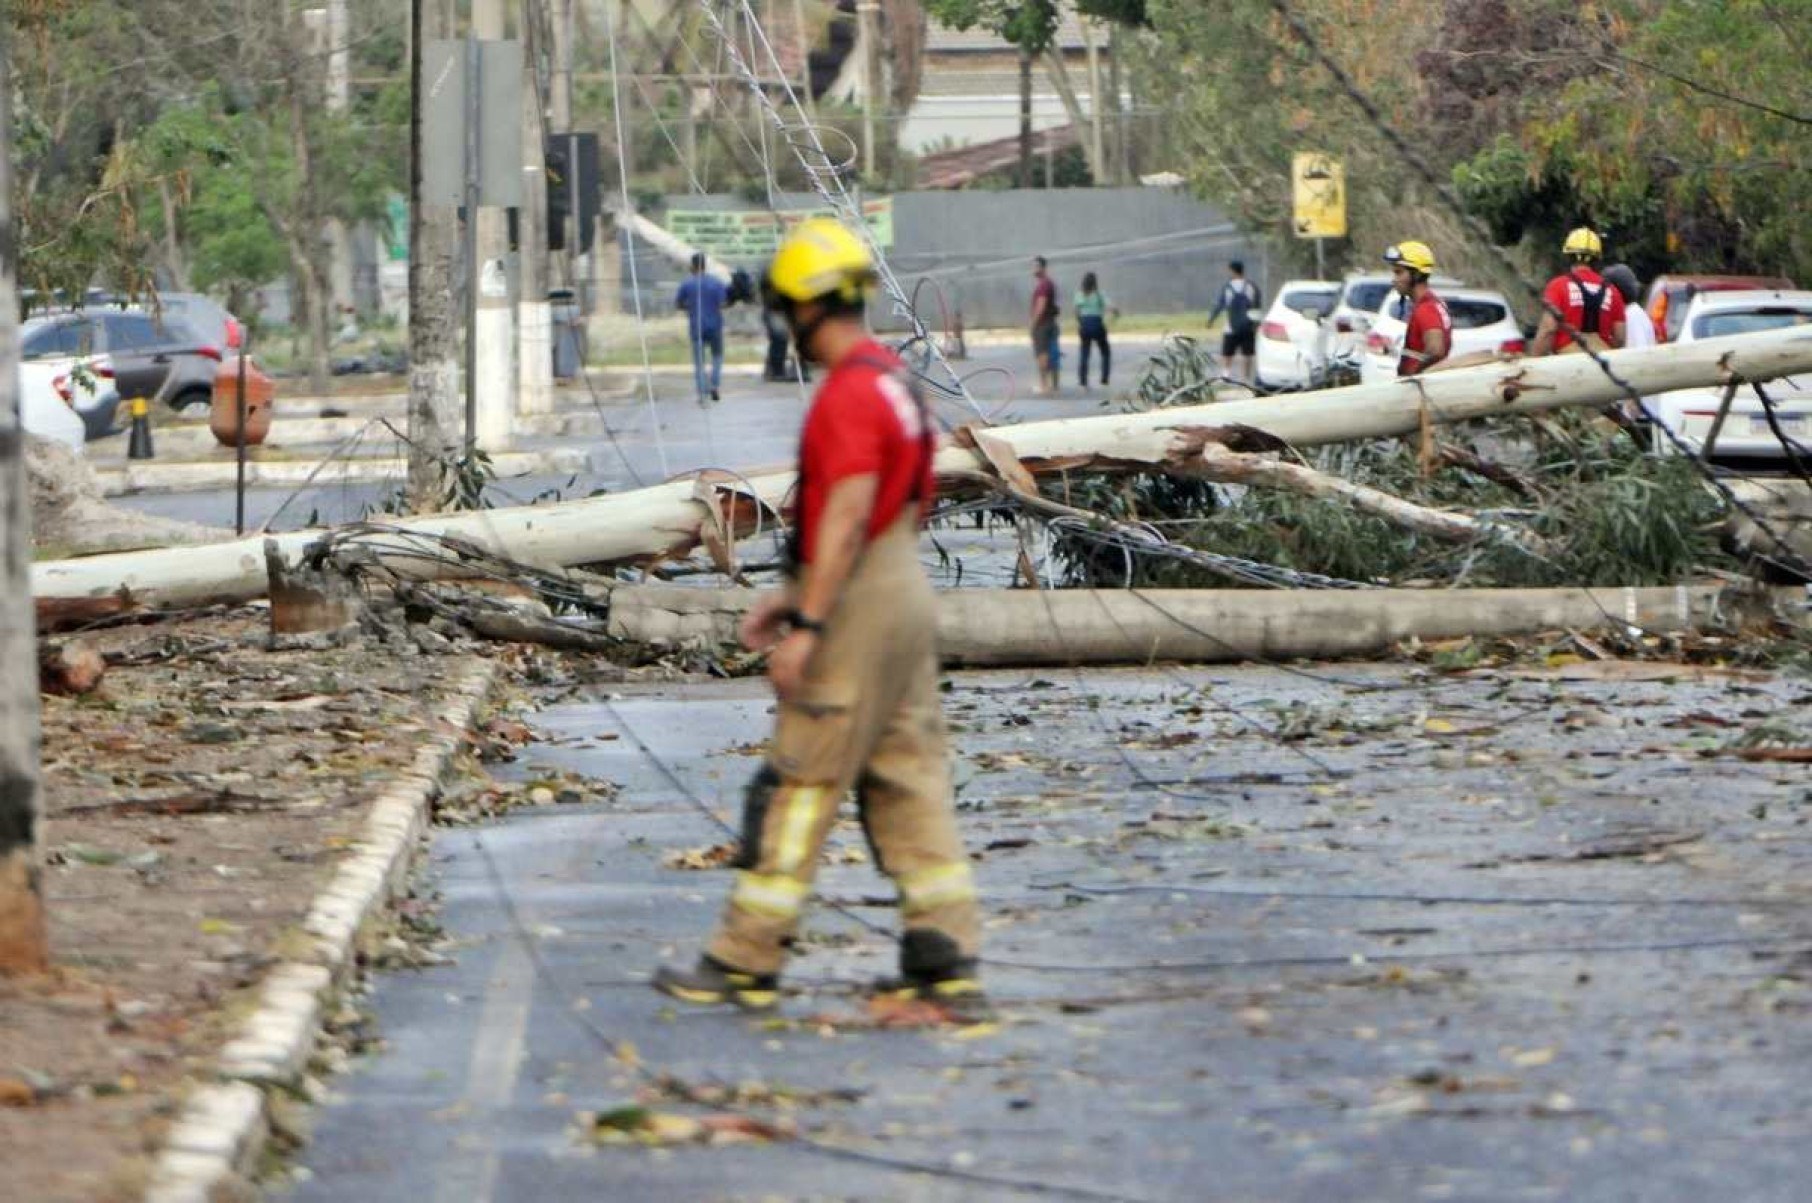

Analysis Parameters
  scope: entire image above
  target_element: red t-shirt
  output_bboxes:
[1542,267,1626,349]
[794,340,934,564]
[1032,275,1056,323]
[1398,292,1453,376]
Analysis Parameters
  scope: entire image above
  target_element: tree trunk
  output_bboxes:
[604,583,1736,666]
[0,47,50,976]
[409,0,462,510]
[1018,47,1032,189]
[1041,47,1103,184]
[29,327,1812,617]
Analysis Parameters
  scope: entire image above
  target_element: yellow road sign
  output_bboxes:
[1292,153,1347,240]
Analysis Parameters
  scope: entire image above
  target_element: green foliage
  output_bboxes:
[1051,339,1736,590]
[924,0,1062,53]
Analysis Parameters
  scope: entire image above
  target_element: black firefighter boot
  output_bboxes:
[652,955,780,1010]
[876,929,995,1024]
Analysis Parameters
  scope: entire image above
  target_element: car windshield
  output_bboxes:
[1343,282,1392,313]
[1282,287,1337,317]
[1448,299,1509,330]
[1691,308,1812,339]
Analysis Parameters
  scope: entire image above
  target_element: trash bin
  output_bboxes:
[550,288,584,379]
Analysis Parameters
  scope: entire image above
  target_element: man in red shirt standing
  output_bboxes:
[1531,227,1626,356]
[654,218,987,1021]
[1030,255,1059,396]
[1383,241,1451,376]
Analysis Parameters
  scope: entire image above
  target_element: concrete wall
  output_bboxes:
[622,187,1275,331]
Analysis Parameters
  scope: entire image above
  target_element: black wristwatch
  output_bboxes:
[784,608,826,634]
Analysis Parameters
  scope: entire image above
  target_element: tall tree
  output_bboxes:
[0,33,50,977]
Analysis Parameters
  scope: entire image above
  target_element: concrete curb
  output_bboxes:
[143,659,499,1203]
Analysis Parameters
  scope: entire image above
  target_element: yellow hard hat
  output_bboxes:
[1563,227,1603,258]
[1383,240,1437,275]
[764,217,875,305]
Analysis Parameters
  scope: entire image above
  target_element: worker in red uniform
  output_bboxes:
[1383,241,1451,376]
[1531,227,1626,356]
[653,218,988,1021]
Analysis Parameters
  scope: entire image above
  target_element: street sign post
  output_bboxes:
[1292,152,1346,281]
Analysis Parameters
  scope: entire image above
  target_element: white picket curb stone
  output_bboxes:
[142,659,498,1202]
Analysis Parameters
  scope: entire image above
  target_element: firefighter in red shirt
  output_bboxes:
[1531,227,1626,356]
[654,219,987,1020]
[1384,241,1451,376]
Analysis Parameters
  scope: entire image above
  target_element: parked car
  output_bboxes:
[1644,274,1797,343]
[52,357,124,439]
[1359,286,1527,385]
[18,361,88,450]
[1328,272,1461,359]
[20,307,225,411]
[1254,279,1341,390]
[152,291,246,354]
[1645,289,1812,467]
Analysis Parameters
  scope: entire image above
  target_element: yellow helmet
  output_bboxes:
[1563,227,1603,259]
[764,217,875,305]
[1383,240,1437,275]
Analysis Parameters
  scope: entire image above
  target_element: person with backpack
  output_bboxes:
[1208,260,1262,384]
[1074,271,1117,388]
[653,218,989,1023]
[1530,228,1626,356]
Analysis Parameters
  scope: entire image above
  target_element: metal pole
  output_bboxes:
[463,35,481,454]
[234,334,250,535]
[1315,237,1325,281]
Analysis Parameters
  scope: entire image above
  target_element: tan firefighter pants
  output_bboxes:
[707,515,980,979]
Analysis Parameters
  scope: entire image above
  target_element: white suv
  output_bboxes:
[1359,286,1527,384]
[1646,289,1812,466]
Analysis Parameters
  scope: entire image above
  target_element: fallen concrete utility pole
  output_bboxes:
[32,326,1812,624]
[607,582,1745,665]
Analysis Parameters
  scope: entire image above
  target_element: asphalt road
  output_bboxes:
[281,663,1812,1202]
[115,339,1168,532]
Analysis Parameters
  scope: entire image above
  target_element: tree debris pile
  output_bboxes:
[1052,344,1740,592]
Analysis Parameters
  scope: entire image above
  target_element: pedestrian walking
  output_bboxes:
[675,251,728,402]
[1530,227,1626,356]
[1074,271,1116,388]
[653,218,988,1023]
[1207,260,1262,384]
[1383,240,1451,376]
[1030,256,1060,395]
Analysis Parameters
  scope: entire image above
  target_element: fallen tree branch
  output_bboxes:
[1171,431,1554,555]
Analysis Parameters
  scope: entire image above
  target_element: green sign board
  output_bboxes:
[385,194,409,262]
[667,198,894,261]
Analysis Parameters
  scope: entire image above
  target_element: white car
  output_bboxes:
[1646,289,1812,466]
[1359,286,1527,384]
[18,361,88,450]
[1254,279,1340,390]
[1329,272,1461,359]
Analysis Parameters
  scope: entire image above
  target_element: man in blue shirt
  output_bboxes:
[676,252,729,403]
[1207,259,1262,385]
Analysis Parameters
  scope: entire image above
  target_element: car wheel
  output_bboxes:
[171,387,212,414]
